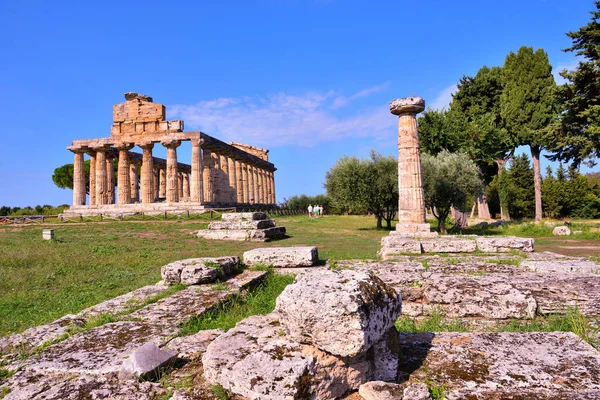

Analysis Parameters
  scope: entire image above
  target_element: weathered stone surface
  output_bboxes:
[243,246,319,268]
[522,258,600,274]
[203,313,370,400]
[120,342,177,380]
[475,236,534,252]
[25,321,173,375]
[553,225,571,235]
[221,212,267,221]
[398,332,600,398]
[275,269,402,358]
[359,381,406,400]
[165,329,224,361]
[419,237,477,253]
[380,235,421,258]
[80,284,168,318]
[197,229,249,241]
[209,219,275,230]
[247,226,286,241]
[161,257,239,285]
[403,383,432,400]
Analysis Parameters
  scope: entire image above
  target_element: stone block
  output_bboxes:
[475,236,534,252]
[359,381,431,400]
[208,220,275,230]
[419,237,477,253]
[221,212,267,221]
[274,269,402,358]
[42,229,54,240]
[197,229,249,241]
[166,257,239,285]
[165,329,224,361]
[553,226,571,235]
[243,246,319,268]
[248,226,286,241]
[380,235,422,258]
[120,342,177,380]
[522,259,600,274]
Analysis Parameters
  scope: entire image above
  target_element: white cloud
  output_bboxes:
[429,84,457,111]
[553,60,579,85]
[168,84,395,148]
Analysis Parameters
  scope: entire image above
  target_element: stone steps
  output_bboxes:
[197,212,286,242]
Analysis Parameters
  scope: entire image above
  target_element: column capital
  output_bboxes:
[161,139,181,148]
[68,146,88,154]
[114,142,134,151]
[389,97,425,116]
[139,141,154,150]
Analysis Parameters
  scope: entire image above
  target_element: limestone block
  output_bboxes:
[380,235,422,258]
[522,259,600,274]
[397,332,600,398]
[475,236,534,252]
[419,237,477,253]
[274,269,402,358]
[552,226,571,236]
[403,383,432,400]
[165,329,224,361]
[202,314,370,400]
[359,381,427,400]
[221,212,267,221]
[243,246,319,268]
[248,226,286,241]
[120,342,177,380]
[208,220,275,230]
[161,257,239,285]
[197,229,249,241]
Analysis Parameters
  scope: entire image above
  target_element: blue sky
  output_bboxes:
[0,0,596,207]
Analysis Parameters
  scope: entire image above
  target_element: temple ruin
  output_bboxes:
[63,93,277,216]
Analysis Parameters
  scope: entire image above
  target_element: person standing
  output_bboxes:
[308,204,313,217]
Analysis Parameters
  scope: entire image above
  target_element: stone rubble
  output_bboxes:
[120,342,178,380]
[197,212,286,242]
[243,246,319,268]
[161,256,239,285]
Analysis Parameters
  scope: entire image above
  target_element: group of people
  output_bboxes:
[307,204,324,218]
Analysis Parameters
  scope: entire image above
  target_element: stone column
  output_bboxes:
[87,151,97,206]
[390,97,431,235]
[115,143,133,204]
[183,173,190,199]
[266,170,273,205]
[178,172,183,198]
[95,147,108,205]
[71,149,86,206]
[203,149,213,202]
[260,169,266,204]
[253,166,260,205]
[220,154,230,203]
[190,139,203,203]
[247,164,255,204]
[106,155,115,204]
[270,171,276,204]
[159,168,167,198]
[154,168,160,201]
[228,157,237,203]
[241,162,249,203]
[211,152,221,202]
[163,140,181,203]
[139,142,155,204]
[130,163,139,202]
[235,160,243,203]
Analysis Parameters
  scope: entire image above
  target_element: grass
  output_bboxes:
[179,271,295,334]
[210,384,232,400]
[395,310,468,333]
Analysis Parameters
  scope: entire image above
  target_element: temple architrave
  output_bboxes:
[63,93,277,216]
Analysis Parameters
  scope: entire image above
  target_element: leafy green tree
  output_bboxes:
[542,166,561,218]
[551,1,600,167]
[500,46,558,222]
[498,154,535,219]
[421,151,481,233]
[52,160,91,193]
[324,151,398,229]
[284,194,330,213]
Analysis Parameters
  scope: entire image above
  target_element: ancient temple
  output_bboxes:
[63,93,276,216]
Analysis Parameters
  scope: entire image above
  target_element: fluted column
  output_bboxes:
[227,157,237,203]
[95,147,108,205]
[203,149,213,202]
[71,149,86,206]
[115,143,133,204]
[266,170,273,204]
[163,140,181,203]
[241,162,249,203]
[390,97,431,235]
[153,168,160,201]
[235,160,243,203]
[247,164,255,204]
[177,172,183,198]
[140,142,155,204]
[130,163,139,202]
[270,171,276,204]
[87,151,97,206]
[219,154,230,203]
[253,166,260,205]
[183,173,190,199]
[260,169,266,204]
[159,168,167,198]
[211,152,221,202]
[106,155,115,204]
[190,139,203,203]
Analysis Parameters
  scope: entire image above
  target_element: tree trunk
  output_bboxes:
[375,213,383,229]
[470,202,476,219]
[475,165,491,219]
[531,145,543,223]
[451,206,468,229]
[495,157,511,221]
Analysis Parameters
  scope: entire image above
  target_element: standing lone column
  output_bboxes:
[140,142,155,204]
[390,97,432,235]
[163,140,181,203]
[71,149,86,206]
[115,143,133,204]
[190,139,203,203]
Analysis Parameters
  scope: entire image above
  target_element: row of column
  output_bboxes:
[71,141,275,206]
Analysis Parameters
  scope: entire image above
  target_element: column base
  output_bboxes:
[391,223,438,238]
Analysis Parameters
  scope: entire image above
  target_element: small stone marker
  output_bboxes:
[552,226,571,236]
[42,229,54,240]
[120,342,177,380]
[243,246,319,268]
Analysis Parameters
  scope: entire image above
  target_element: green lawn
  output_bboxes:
[1,214,598,337]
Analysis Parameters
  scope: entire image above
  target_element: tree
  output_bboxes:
[498,154,535,219]
[324,151,398,229]
[421,151,481,233]
[500,46,557,223]
[551,1,600,167]
[52,161,91,193]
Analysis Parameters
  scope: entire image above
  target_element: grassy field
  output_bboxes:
[0,214,598,337]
